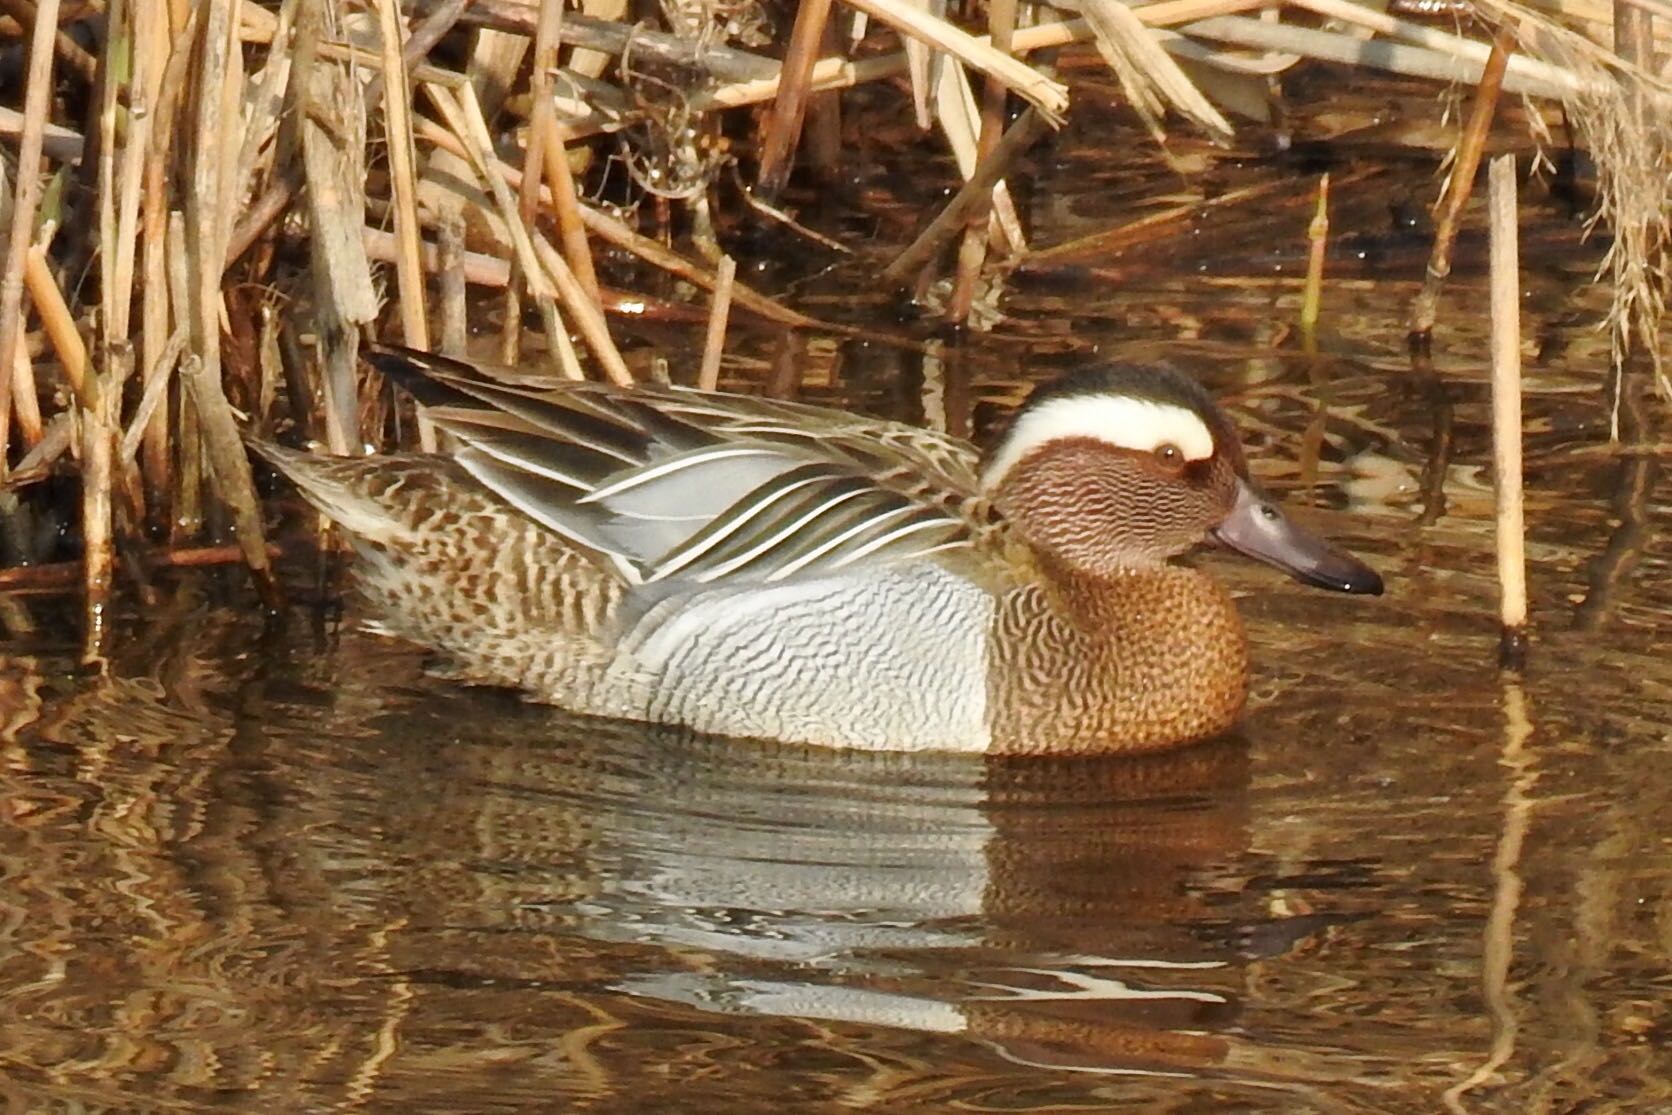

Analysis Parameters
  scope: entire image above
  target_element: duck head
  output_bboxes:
[981,364,1384,595]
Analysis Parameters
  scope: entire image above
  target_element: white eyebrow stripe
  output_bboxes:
[980,395,1217,489]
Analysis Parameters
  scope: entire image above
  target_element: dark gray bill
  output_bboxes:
[1211,479,1384,595]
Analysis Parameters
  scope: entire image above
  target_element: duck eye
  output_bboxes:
[1154,443,1182,465]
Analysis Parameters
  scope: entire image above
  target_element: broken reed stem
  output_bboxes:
[537,116,601,306]
[227,0,470,267]
[6,336,41,446]
[80,386,115,658]
[755,0,834,199]
[506,0,563,366]
[527,0,602,306]
[839,0,1068,123]
[1409,22,1515,341]
[187,0,281,608]
[436,214,469,355]
[1489,153,1528,668]
[1300,172,1331,347]
[883,107,1049,286]
[108,1,148,350]
[557,0,1257,139]
[409,102,873,340]
[947,0,1019,325]
[139,0,180,523]
[423,82,579,357]
[24,237,87,403]
[0,0,62,473]
[375,0,431,350]
[0,543,290,595]
[530,232,631,384]
[698,255,738,391]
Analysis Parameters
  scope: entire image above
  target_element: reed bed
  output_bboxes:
[0,0,1665,655]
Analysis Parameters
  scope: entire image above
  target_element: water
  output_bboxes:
[3,75,1672,1112]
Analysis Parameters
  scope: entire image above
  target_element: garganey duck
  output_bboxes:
[255,346,1382,755]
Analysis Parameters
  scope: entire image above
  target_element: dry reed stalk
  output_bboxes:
[456,1,777,80]
[375,0,431,351]
[1300,173,1330,345]
[227,0,471,267]
[1488,153,1528,668]
[425,85,631,383]
[946,0,1017,324]
[756,0,836,199]
[905,0,946,130]
[536,117,601,305]
[5,340,40,445]
[164,210,202,541]
[364,0,471,102]
[178,0,280,607]
[422,83,556,303]
[436,213,469,356]
[23,240,85,400]
[137,0,176,521]
[1409,24,1516,340]
[501,252,525,363]
[530,233,631,384]
[697,256,738,391]
[564,0,1265,136]
[82,0,119,646]
[520,2,558,239]
[849,0,1070,122]
[0,108,81,162]
[1180,15,1571,99]
[373,218,817,336]
[299,2,378,457]
[1076,0,1232,138]
[9,409,71,483]
[1288,0,1584,96]
[0,161,41,448]
[0,542,290,594]
[509,4,567,365]
[427,81,576,376]
[0,0,61,474]
[573,200,822,330]
[120,331,187,465]
[232,0,298,217]
[363,224,512,286]
[842,0,1069,122]
[934,60,1024,255]
[79,390,114,655]
[883,107,1049,285]
[107,1,149,355]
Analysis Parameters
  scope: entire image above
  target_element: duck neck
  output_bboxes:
[986,547,1249,756]
[1029,548,1175,633]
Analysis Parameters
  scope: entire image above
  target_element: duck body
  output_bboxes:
[258,347,1379,756]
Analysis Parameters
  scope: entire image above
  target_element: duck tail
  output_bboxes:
[246,438,412,545]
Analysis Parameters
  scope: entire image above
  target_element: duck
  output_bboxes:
[253,345,1382,756]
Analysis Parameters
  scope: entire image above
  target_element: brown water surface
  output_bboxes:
[3,74,1671,1112]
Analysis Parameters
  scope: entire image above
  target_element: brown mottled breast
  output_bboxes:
[985,561,1248,756]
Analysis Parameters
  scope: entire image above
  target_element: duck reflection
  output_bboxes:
[440,711,1254,1079]
[0,627,1273,1097]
